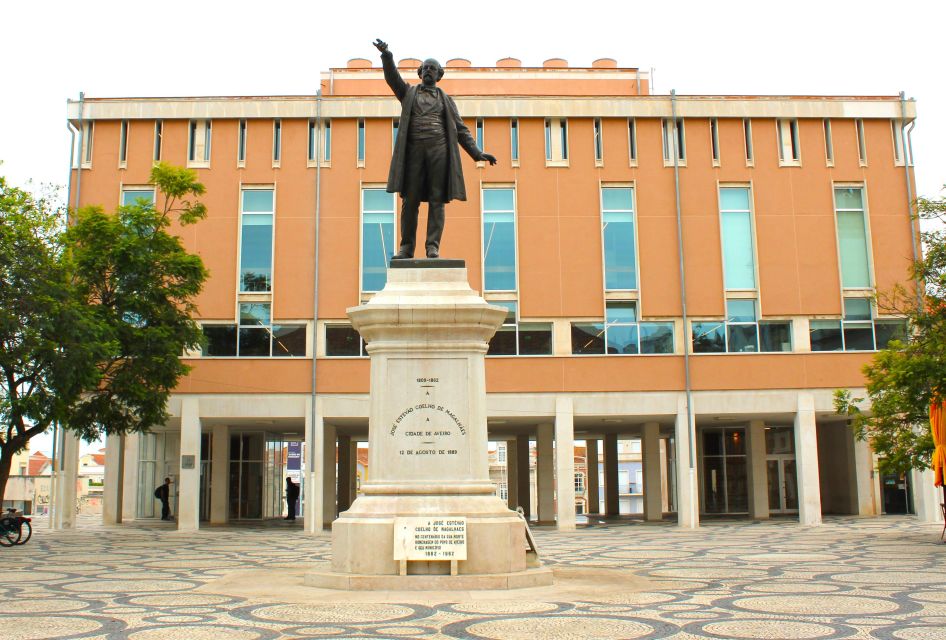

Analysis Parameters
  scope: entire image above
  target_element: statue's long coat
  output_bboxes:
[381,50,480,203]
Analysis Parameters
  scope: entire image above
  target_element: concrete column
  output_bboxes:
[322,424,337,526]
[177,397,201,531]
[536,423,554,524]
[642,422,663,521]
[674,395,698,528]
[304,397,319,534]
[911,468,945,524]
[53,431,80,529]
[794,392,822,526]
[603,433,619,516]
[103,434,125,525]
[348,440,358,507]
[337,434,353,513]
[506,439,519,510]
[516,433,531,517]
[852,433,876,516]
[746,420,769,520]
[554,397,576,531]
[121,432,139,521]
[210,424,229,524]
[586,439,600,515]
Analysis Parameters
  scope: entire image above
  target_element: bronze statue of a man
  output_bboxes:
[373,39,496,259]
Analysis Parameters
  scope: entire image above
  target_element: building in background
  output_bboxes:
[60,54,944,532]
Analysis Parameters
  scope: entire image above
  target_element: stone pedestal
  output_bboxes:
[306,262,551,589]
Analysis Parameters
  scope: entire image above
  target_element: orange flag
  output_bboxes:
[931,400,946,487]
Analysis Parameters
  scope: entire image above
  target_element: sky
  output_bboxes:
[3,0,944,453]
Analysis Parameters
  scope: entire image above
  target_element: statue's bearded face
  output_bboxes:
[418,59,444,86]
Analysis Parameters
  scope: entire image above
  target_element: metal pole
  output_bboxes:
[900,92,922,309]
[309,89,323,478]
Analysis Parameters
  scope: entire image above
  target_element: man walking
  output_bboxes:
[154,477,172,521]
[285,477,300,522]
[373,39,496,259]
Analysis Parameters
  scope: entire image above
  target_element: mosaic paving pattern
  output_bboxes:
[0,515,944,639]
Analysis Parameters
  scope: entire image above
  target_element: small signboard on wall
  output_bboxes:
[393,517,467,561]
[287,442,302,471]
[180,455,196,470]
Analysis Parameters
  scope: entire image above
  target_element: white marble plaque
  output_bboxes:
[393,517,467,561]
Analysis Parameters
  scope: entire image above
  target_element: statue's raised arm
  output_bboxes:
[372,38,387,53]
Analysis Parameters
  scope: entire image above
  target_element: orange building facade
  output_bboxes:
[64,55,942,532]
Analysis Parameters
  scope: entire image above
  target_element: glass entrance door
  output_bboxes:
[767,457,799,513]
[229,432,264,519]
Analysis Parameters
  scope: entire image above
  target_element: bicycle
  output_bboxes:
[0,508,32,547]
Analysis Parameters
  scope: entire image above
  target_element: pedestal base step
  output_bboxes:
[304,566,553,591]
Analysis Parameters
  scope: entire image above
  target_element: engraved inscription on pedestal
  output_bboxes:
[393,517,467,561]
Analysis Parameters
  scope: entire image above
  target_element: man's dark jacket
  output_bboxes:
[381,50,480,203]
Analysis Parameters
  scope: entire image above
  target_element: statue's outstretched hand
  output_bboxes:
[373,39,388,53]
[480,152,498,166]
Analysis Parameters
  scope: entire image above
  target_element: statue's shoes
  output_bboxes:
[426,252,439,259]
[391,252,413,260]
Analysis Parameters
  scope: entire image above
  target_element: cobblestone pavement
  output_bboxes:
[1,515,944,639]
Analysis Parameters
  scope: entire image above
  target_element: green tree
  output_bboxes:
[0,163,208,500]
[835,186,946,475]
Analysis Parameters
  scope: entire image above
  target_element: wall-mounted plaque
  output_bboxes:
[180,455,196,470]
[393,517,467,561]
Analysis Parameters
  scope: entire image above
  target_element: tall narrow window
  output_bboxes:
[544,118,568,163]
[357,119,365,163]
[743,119,753,164]
[710,118,720,164]
[835,187,871,289]
[238,119,247,164]
[482,188,516,291]
[855,119,867,165]
[777,119,800,164]
[823,119,834,165]
[238,303,272,357]
[891,119,909,165]
[119,120,129,166]
[628,118,637,163]
[719,187,756,289]
[153,120,163,162]
[272,119,281,164]
[392,118,400,148]
[239,189,275,293]
[361,189,395,292]
[662,118,685,163]
[510,118,519,163]
[188,119,211,165]
[476,118,484,150]
[78,121,94,167]
[601,187,637,290]
[593,118,603,163]
[323,120,331,162]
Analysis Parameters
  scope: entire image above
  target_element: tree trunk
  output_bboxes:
[0,444,14,507]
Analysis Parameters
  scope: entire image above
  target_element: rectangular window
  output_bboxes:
[239,189,275,293]
[544,118,568,163]
[362,188,395,292]
[510,118,519,163]
[710,118,720,164]
[628,118,637,163]
[575,473,585,492]
[891,120,910,165]
[476,118,484,150]
[743,119,753,164]
[238,303,271,357]
[719,187,756,290]
[201,325,237,356]
[693,302,791,354]
[271,325,306,357]
[357,119,365,163]
[856,119,867,165]
[482,187,517,291]
[119,120,129,166]
[594,118,603,163]
[202,308,305,358]
[272,120,281,164]
[308,119,331,163]
[121,188,155,207]
[811,303,907,353]
[835,187,871,289]
[78,121,94,167]
[601,186,637,290]
[188,119,211,165]
[777,119,800,164]
[842,297,874,351]
[571,302,673,355]
[325,324,366,357]
[393,118,400,148]
[662,118,685,163]
[823,119,834,165]
[153,120,163,162]
[238,119,247,164]
[486,301,553,356]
